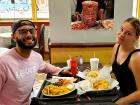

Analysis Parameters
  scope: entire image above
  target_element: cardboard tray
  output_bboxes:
[31,78,119,105]
[81,87,119,96]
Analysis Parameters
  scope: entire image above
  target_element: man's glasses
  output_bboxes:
[17,28,36,35]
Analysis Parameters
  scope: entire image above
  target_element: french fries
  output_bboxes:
[42,85,72,96]
[93,80,110,90]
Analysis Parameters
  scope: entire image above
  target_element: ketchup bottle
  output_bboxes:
[70,57,78,77]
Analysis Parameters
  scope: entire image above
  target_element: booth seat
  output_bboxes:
[0,47,9,56]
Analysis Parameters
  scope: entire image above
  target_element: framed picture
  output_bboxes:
[49,0,133,43]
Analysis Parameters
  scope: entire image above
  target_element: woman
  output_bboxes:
[112,17,140,105]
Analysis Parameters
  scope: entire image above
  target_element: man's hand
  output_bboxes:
[59,67,72,77]
[98,9,105,20]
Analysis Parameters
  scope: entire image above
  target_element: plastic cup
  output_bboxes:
[90,58,99,70]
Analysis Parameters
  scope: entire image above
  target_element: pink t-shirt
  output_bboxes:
[0,48,62,105]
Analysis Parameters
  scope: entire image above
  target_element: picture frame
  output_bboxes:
[49,0,133,44]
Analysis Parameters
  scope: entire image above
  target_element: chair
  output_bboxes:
[38,24,45,60]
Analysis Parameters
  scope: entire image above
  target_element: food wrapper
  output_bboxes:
[97,65,112,81]
[47,76,76,83]
[76,66,119,94]
[77,65,112,80]
[75,79,92,94]
[76,78,119,95]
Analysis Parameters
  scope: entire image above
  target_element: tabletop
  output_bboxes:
[31,80,118,105]
[31,62,119,105]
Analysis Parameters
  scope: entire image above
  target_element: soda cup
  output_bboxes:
[90,58,99,70]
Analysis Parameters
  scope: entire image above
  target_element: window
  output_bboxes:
[0,0,139,21]
[0,0,32,19]
[132,0,137,17]
[0,0,49,20]
[36,0,49,18]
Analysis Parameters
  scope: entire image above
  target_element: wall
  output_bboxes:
[50,47,113,65]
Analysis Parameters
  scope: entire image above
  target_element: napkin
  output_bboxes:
[48,76,76,83]
[75,79,92,95]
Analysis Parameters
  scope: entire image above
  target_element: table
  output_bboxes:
[31,63,119,105]
[31,80,118,105]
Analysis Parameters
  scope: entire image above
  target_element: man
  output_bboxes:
[0,20,69,105]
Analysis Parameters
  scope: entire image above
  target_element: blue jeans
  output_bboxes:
[117,91,140,105]
[129,101,140,105]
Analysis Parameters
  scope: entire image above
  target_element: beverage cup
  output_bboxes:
[90,58,99,70]
[67,59,71,69]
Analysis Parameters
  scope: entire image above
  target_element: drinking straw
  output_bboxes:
[94,51,95,58]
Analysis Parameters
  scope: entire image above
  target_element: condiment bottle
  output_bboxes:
[70,56,78,77]
[79,55,83,65]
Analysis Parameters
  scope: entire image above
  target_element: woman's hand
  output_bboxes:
[115,97,128,105]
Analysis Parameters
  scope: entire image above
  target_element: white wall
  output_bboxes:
[49,0,133,43]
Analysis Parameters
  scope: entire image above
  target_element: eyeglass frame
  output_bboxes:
[16,28,36,35]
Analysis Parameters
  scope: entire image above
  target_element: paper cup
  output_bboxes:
[90,58,99,70]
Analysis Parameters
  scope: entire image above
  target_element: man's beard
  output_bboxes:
[16,38,37,49]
